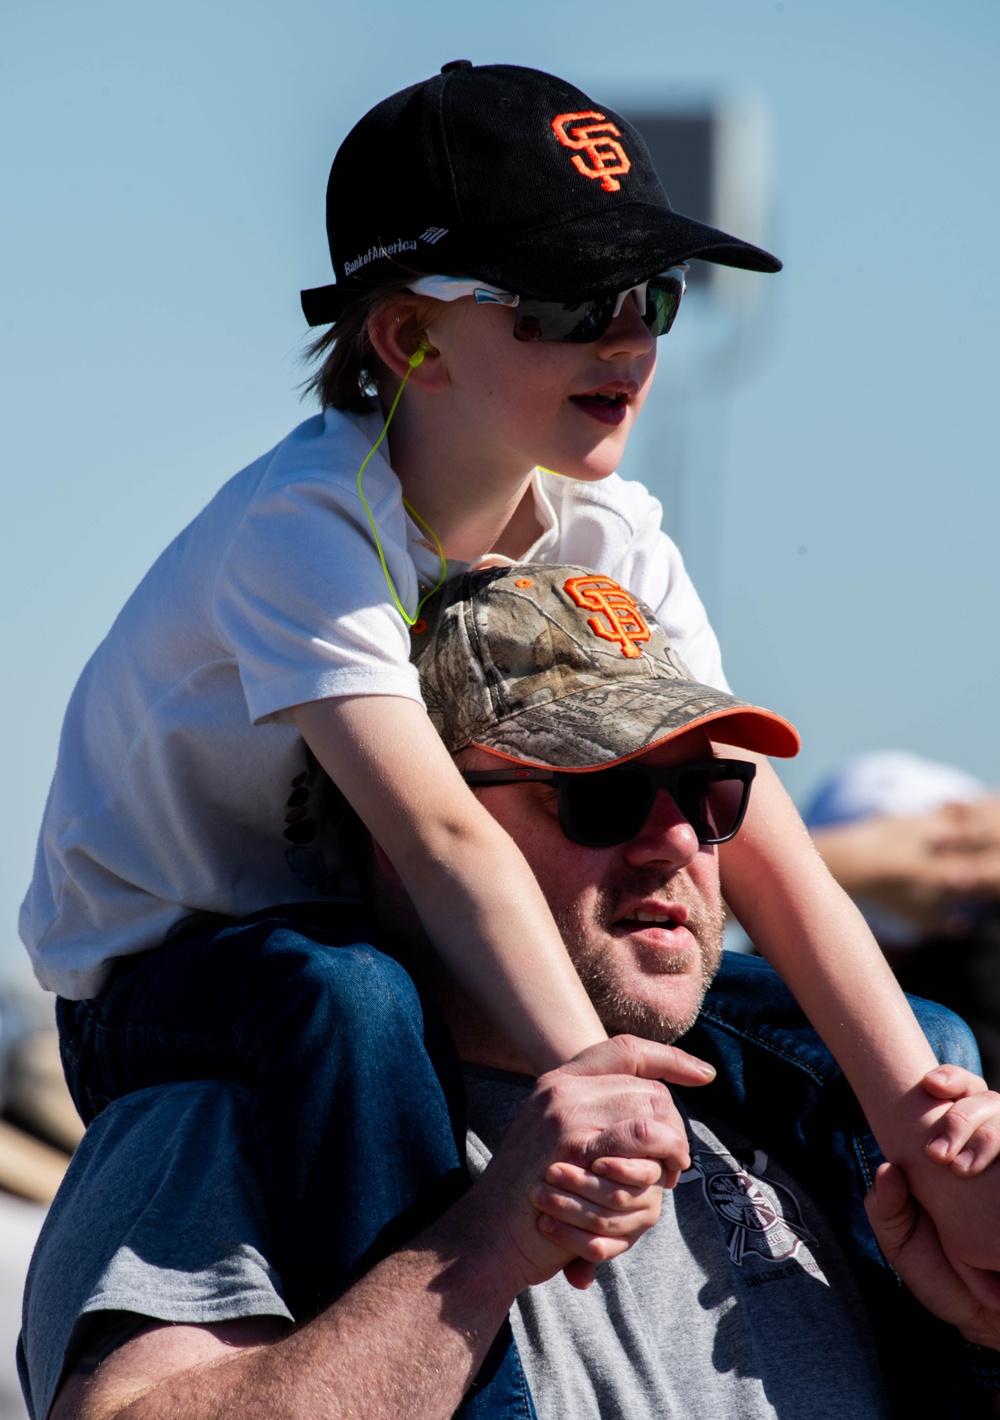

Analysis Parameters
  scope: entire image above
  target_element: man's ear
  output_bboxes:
[371,838,405,888]
[368,298,446,391]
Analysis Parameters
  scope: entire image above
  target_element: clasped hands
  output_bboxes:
[491,1040,1000,1360]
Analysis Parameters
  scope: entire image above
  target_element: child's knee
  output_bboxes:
[253,930,426,1047]
[908,993,983,1075]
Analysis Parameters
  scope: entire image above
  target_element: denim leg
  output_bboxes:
[58,921,466,1318]
[460,1323,538,1420]
[56,918,537,1415]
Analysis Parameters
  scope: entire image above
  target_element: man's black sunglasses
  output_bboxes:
[462,758,756,849]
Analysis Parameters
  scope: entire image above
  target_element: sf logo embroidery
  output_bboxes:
[564,575,651,659]
[550,111,631,193]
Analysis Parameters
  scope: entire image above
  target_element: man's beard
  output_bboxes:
[557,875,727,1044]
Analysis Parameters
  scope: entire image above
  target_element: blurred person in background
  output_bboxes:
[806,751,1000,1088]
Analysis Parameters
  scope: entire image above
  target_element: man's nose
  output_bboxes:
[622,790,702,868]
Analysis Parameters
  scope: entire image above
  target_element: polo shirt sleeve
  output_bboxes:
[213,463,424,725]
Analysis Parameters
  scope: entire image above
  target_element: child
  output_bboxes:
[21,61,1000,1318]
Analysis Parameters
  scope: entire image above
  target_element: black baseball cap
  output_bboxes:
[301,61,782,326]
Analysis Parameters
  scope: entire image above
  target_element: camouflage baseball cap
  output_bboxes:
[411,563,799,768]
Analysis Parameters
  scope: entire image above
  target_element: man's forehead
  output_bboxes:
[456,725,717,773]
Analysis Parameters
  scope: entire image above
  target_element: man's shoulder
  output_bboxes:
[694,951,980,1079]
[20,1081,290,1420]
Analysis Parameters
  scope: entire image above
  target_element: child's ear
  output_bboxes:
[369,299,446,391]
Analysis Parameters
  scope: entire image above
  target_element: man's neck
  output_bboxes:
[434,976,535,1075]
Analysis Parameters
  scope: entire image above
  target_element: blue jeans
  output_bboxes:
[57,912,537,1418]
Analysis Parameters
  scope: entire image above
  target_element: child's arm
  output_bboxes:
[718,751,1000,1276]
[291,693,608,1074]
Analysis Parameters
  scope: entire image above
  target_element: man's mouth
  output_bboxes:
[619,910,682,928]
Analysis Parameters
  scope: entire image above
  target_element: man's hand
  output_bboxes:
[865,1161,1000,1347]
[464,1035,715,1296]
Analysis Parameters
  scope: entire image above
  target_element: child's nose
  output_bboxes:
[598,293,655,359]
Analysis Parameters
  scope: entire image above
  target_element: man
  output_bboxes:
[19,566,1000,1419]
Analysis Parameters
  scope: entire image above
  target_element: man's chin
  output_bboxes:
[574,964,712,1045]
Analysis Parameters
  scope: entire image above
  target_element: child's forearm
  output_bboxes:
[292,695,607,1073]
[721,757,1000,1279]
[719,753,947,1165]
[390,801,609,1071]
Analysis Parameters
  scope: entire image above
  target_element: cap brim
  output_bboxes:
[301,281,374,326]
[301,201,781,324]
[467,679,800,770]
[465,201,781,301]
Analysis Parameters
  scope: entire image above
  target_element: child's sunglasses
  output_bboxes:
[462,757,755,849]
[407,266,687,345]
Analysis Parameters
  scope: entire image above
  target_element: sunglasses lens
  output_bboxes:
[673,766,747,844]
[644,275,684,338]
[561,768,653,845]
[512,295,618,344]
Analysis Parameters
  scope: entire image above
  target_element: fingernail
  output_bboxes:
[925,1068,948,1083]
[538,1214,555,1234]
[591,1159,609,1176]
[927,1136,950,1159]
[956,1149,975,1172]
[696,1062,716,1078]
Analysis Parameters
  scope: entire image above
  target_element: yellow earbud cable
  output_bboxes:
[355,348,447,626]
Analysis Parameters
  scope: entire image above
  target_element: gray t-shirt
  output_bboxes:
[465,1065,892,1420]
[20,1071,891,1420]
[17,1081,291,1420]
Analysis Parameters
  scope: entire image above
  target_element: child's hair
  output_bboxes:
[303,278,415,410]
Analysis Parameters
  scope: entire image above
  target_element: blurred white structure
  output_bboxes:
[0,1193,42,1419]
[615,96,779,617]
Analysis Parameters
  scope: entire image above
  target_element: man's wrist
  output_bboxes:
[415,1185,537,1315]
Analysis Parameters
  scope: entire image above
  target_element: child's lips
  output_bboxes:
[569,389,631,425]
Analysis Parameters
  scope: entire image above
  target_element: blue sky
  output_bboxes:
[2,0,998,982]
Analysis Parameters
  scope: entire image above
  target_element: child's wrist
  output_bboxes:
[875,1087,953,1170]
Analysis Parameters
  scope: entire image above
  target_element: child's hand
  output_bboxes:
[898,1063,1000,1310]
[922,1064,1000,1177]
[530,1155,665,1291]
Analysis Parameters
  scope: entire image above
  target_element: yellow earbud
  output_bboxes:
[409,339,435,368]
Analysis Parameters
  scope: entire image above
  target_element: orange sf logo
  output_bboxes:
[551,111,631,193]
[564,575,651,658]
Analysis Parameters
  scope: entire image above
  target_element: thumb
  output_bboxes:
[922,1064,988,1101]
[864,1162,918,1260]
[561,1035,716,1087]
[562,1258,598,1290]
